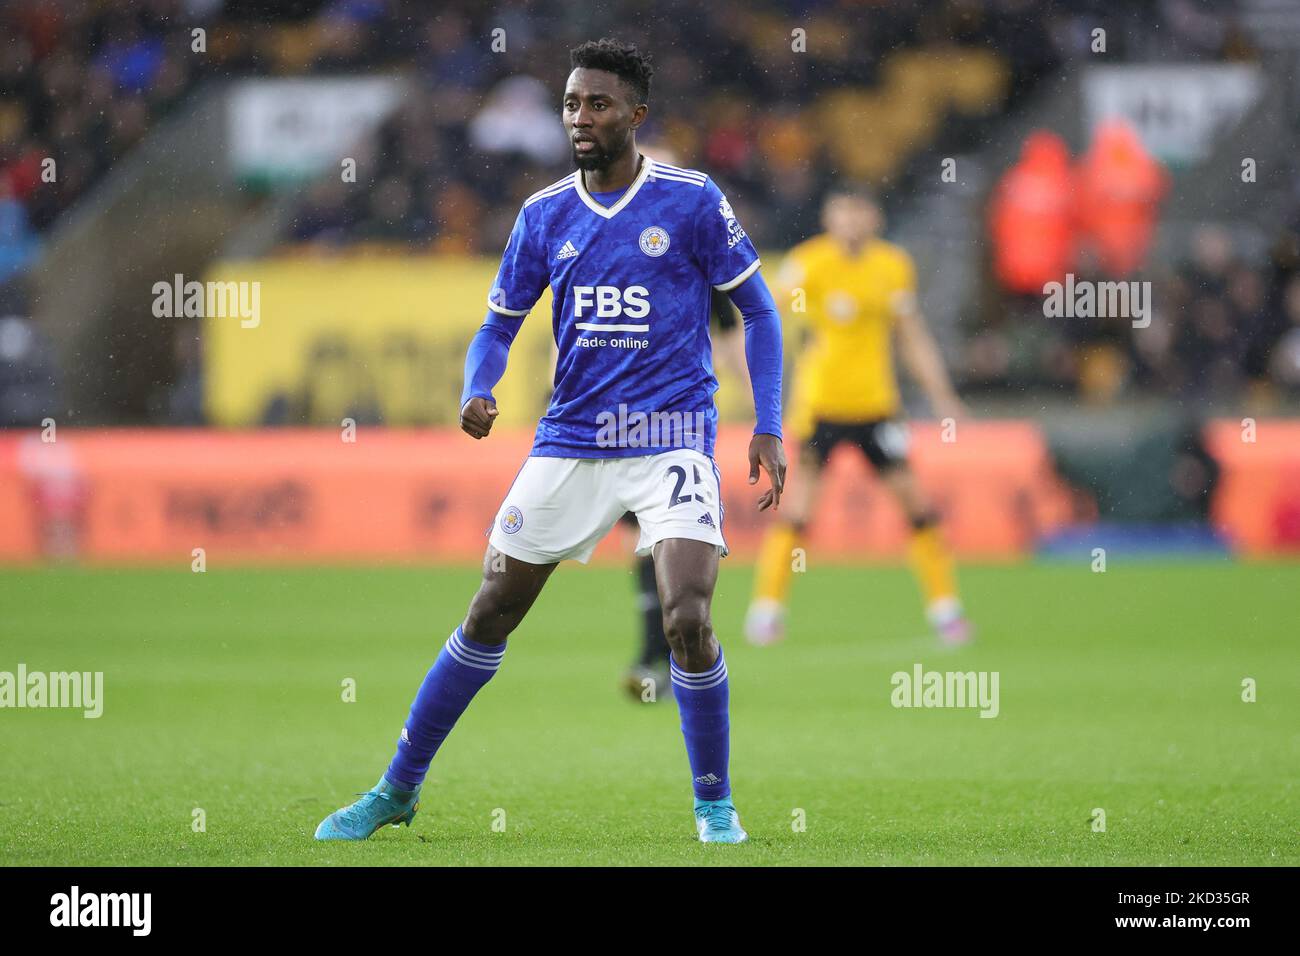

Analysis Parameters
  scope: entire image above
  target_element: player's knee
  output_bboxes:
[661,593,710,648]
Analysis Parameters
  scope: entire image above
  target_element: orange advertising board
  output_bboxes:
[1204,419,1300,553]
[0,422,1077,564]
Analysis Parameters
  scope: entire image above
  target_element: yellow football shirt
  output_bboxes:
[777,234,916,436]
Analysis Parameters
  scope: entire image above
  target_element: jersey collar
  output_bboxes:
[575,155,653,219]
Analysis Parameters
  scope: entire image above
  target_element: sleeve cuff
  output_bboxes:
[486,298,532,317]
[713,258,762,292]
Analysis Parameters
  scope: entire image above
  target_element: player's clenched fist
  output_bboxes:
[460,396,499,439]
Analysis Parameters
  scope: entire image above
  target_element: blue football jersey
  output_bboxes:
[486,156,761,459]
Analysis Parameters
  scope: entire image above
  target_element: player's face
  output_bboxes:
[563,68,644,172]
[822,194,880,246]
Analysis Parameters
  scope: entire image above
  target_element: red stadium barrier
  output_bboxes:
[0,423,1079,564]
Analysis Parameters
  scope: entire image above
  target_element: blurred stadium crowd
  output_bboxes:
[0,0,1297,426]
[975,124,1300,403]
[280,0,1056,253]
[0,0,203,268]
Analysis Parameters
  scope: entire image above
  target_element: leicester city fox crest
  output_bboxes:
[639,226,670,257]
[500,506,524,534]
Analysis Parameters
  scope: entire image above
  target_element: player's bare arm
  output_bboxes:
[893,296,968,421]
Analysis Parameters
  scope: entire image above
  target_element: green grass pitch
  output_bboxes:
[1,561,1296,866]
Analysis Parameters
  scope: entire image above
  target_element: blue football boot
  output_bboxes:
[315,777,420,841]
[694,797,748,844]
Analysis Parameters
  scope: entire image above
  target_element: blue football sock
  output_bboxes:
[670,647,731,801]
[384,626,505,791]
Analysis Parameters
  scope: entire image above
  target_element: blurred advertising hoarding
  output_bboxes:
[0,423,1074,563]
[1082,64,1263,165]
[226,77,405,186]
[202,256,778,428]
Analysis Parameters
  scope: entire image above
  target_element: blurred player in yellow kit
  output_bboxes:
[744,184,972,646]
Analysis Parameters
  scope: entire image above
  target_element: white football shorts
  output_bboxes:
[487,448,728,564]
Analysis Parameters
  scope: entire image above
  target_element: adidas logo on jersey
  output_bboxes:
[697,512,715,528]
[556,240,580,260]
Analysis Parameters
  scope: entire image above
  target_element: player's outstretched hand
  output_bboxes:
[460,396,499,439]
[748,433,787,511]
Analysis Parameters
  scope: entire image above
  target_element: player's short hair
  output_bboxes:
[824,181,879,208]
[569,38,654,105]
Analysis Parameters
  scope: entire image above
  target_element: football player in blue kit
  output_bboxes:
[317,38,785,845]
